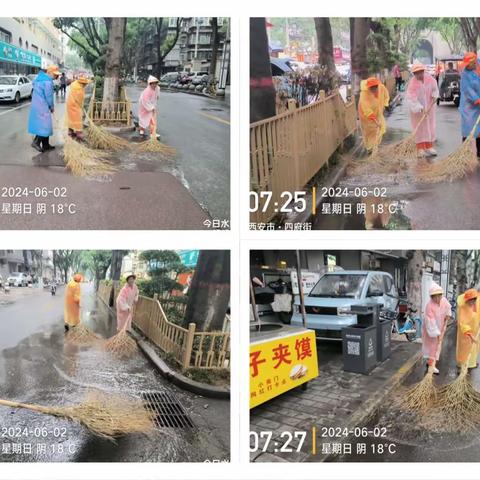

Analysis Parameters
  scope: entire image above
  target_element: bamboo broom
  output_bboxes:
[67,322,102,345]
[434,328,480,432]
[136,117,176,158]
[0,391,154,441]
[378,98,437,162]
[84,110,131,151]
[416,112,480,184]
[63,136,117,178]
[403,322,447,411]
[104,314,137,357]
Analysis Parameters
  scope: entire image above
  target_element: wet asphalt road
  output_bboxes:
[0,284,230,462]
[313,93,480,230]
[335,323,480,462]
[0,85,229,228]
[127,85,230,222]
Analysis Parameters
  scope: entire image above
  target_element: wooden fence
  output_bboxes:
[97,281,230,371]
[87,86,132,126]
[250,90,357,224]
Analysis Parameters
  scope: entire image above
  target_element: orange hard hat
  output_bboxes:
[73,273,83,282]
[464,288,478,302]
[464,52,477,65]
[366,77,380,88]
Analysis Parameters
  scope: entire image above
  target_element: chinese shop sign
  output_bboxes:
[250,330,318,408]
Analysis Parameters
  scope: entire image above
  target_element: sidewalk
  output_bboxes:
[250,340,421,462]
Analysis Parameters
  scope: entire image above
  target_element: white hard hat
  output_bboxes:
[148,75,159,84]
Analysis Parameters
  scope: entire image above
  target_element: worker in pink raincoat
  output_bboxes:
[116,274,139,332]
[422,282,452,374]
[138,75,160,138]
[406,63,439,159]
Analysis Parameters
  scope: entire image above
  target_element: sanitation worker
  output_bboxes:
[422,282,452,374]
[406,63,439,158]
[138,75,160,138]
[456,288,479,369]
[64,273,83,332]
[460,52,480,158]
[28,64,61,152]
[116,274,139,332]
[66,73,91,140]
[358,77,390,152]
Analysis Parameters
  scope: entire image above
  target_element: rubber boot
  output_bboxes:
[31,135,43,153]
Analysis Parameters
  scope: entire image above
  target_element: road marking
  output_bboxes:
[197,111,230,125]
[0,102,31,116]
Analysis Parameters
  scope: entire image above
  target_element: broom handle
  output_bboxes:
[467,111,480,141]
[411,98,436,137]
[0,398,54,415]
[430,315,448,372]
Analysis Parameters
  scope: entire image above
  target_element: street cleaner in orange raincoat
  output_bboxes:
[358,77,390,151]
[64,274,83,332]
[456,288,480,369]
[66,74,91,141]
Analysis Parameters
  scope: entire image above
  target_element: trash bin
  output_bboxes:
[350,304,380,327]
[342,324,378,374]
[377,318,392,362]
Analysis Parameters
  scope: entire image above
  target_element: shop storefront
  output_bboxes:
[0,39,42,75]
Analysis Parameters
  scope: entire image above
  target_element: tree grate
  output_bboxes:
[142,391,195,429]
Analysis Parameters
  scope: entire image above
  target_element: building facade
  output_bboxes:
[0,17,63,75]
[137,17,230,87]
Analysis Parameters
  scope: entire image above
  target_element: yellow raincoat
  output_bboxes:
[66,80,86,132]
[64,279,81,327]
[456,292,480,367]
[358,80,390,150]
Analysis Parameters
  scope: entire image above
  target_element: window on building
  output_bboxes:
[31,44,38,53]
[25,41,29,50]
[198,34,211,44]
[18,37,23,48]
[0,28,12,44]
[168,17,178,28]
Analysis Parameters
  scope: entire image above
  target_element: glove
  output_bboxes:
[368,113,377,121]
[474,99,480,106]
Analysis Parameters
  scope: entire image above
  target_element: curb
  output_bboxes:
[315,346,423,462]
[160,86,226,101]
[130,329,230,400]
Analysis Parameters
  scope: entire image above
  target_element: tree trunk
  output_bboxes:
[209,18,219,89]
[250,18,276,122]
[314,18,336,92]
[102,18,126,106]
[406,250,425,315]
[155,18,164,80]
[182,251,230,331]
[110,250,126,281]
[350,17,371,100]
[456,251,469,294]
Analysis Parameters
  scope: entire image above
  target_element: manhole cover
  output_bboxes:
[142,391,195,429]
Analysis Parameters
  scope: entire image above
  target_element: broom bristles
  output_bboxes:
[403,368,438,411]
[0,391,154,441]
[63,136,117,177]
[104,328,138,357]
[416,135,478,183]
[67,323,101,345]
[136,137,176,158]
[86,122,130,151]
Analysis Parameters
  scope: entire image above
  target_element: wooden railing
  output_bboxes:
[250,89,357,224]
[88,86,132,126]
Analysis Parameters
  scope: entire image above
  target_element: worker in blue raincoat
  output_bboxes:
[28,64,60,153]
[460,52,480,158]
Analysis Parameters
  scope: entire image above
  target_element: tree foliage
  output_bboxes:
[137,250,189,298]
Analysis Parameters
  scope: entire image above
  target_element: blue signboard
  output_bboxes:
[178,250,200,268]
[0,40,42,68]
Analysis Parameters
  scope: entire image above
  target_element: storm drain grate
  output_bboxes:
[142,391,195,429]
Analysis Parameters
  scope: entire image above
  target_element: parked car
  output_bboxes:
[161,72,180,84]
[0,75,33,103]
[190,72,209,86]
[7,272,29,287]
[291,270,399,340]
